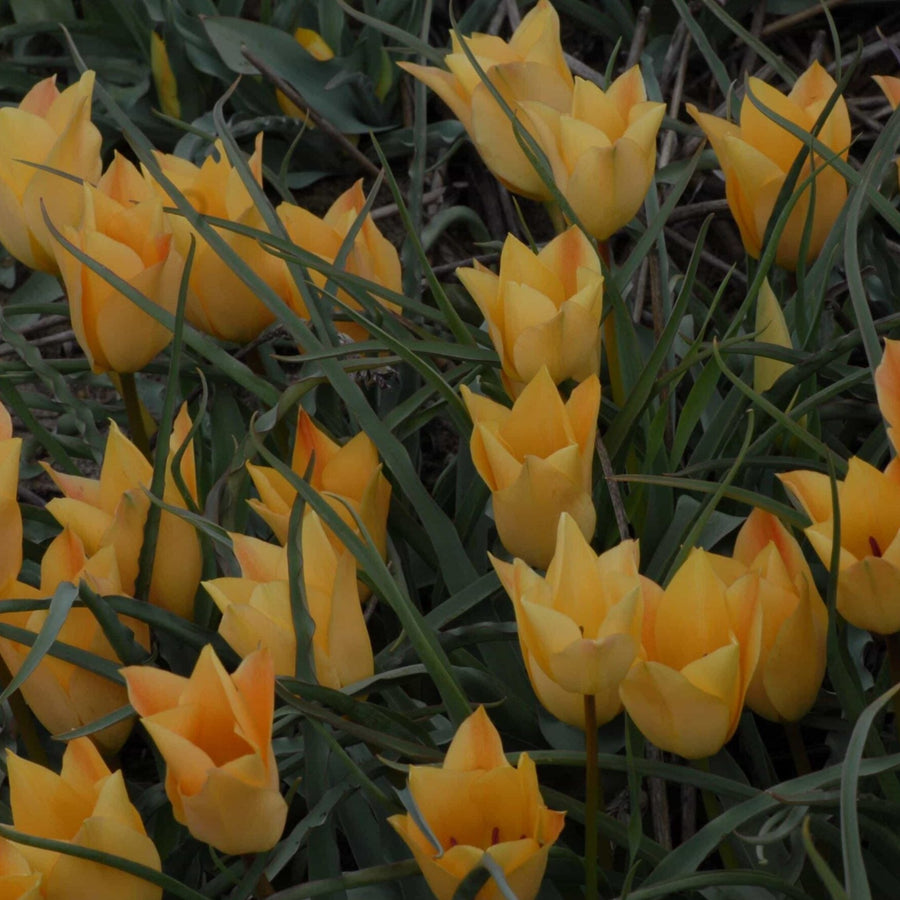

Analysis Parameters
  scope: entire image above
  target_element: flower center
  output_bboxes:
[869,536,883,558]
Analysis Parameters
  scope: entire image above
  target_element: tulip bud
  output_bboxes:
[461,367,599,568]
[123,645,287,855]
[522,67,665,240]
[733,509,827,722]
[388,707,565,900]
[620,548,761,758]
[0,70,102,273]
[458,227,603,397]
[6,738,162,899]
[150,29,181,120]
[52,153,183,374]
[492,514,656,728]
[754,278,793,394]
[687,62,850,270]
[398,0,574,200]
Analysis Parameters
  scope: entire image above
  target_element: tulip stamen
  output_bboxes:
[870,536,883,558]
[491,826,500,846]
[448,836,457,848]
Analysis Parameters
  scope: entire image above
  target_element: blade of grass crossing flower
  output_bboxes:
[52,704,135,742]
[77,581,148,666]
[286,489,316,684]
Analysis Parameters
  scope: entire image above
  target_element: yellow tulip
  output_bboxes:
[875,75,900,110]
[492,513,656,728]
[204,512,374,688]
[0,71,102,273]
[0,529,150,754]
[43,406,202,619]
[278,180,402,340]
[619,548,761,759]
[0,403,23,596]
[687,62,850,270]
[6,737,161,899]
[388,706,565,900]
[277,28,334,120]
[52,153,182,374]
[522,67,665,240]
[149,135,286,343]
[150,30,181,120]
[398,0,573,200]
[458,226,603,397]
[875,338,900,454]
[0,839,41,899]
[732,509,827,722]
[247,408,391,562]
[754,277,793,394]
[122,645,287,855]
[461,367,599,568]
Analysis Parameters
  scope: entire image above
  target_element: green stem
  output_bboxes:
[784,722,811,776]
[885,632,900,744]
[115,372,151,460]
[696,757,738,869]
[583,694,608,899]
[0,655,46,765]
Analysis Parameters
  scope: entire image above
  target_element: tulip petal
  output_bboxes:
[837,557,900,634]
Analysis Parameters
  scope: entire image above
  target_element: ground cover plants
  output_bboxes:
[1,0,900,897]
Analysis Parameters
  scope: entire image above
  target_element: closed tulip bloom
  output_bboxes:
[0,529,150,753]
[123,645,287,855]
[0,71,102,273]
[43,407,202,619]
[522,67,665,240]
[733,510,827,722]
[620,548,761,759]
[0,404,23,597]
[204,513,374,688]
[388,707,565,900]
[278,180,402,340]
[7,737,161,900]
[247,408,391,562]
[687,62,850,270]
[458,227,603,397]
[149,135,285,343]
[52,153,182,373]
[398,0,573,200]
[492,514,657,729]
[461,367,599,568]
[754,278,793,394]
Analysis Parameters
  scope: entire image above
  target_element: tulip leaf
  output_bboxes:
[0,581,79,705]
[77,582,149,666]
[451,865,493,900]
[802,815,850,900]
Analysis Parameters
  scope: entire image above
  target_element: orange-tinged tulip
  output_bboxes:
[52,153,182,373]
[754,277,793,394]
[458,227,603,397]
[43,407,202,619]
[779,458,900,634]
[733,509,827,722]
[6,737,161,899]
[461,367,599,568]
[247,408,391,563]
[0,71,102,273]
[278,180,402,340]
[619,548,761,758]
[204,513,374,688]
[398,0,573,200]
[0,528,150,753]
[387,707,564,900]
[277,28,334,119]
[522,67,665,240]
[492,513,656,728]
[0,403,23,597]
[149,135,286,343]
[687,62,850,270]
[875,338,900,453]
[875,75,900,110]
[0,839,41,899]
[123,645,287,855]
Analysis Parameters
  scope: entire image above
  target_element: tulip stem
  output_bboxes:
[583,694,607,900]
[885,632,900,743]
[115,372,152,461]
[784,722,811,776]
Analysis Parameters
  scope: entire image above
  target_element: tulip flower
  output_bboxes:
[398,0,573,200]
[388,707,565,900]
[732,509,827,722]
[0,529,150,753]
[278,180,402,340]
[0,839,41,899]
[619,548,761,758]
[149,135,287,343]
[754,278,793,394]
[458,227,603,397]
[522,67,665,240]
[277,28,334,119]
[204,512,374,688]
[875,75,900,110]
[687,62,850,270]
[247,408,391,562]
[51,153,182,374]
[123,645,287,855]
[875,338,900,454]
[43,406,202,619]
[0,403,23,596]
[461,367,599,568]
[0,70,102,273]
[492,514,657,728]
[6,737,161,899]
